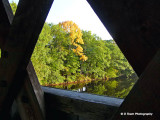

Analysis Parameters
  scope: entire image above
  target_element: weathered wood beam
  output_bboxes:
[42,87,123,120]
[0,0,54,119]
[112,49,160,119]
[0,2,46,120]
[0,0,13,48]
[0,1,46,120]
[0,2,14,118]
[26,62,46,118]
[87,0,160,76]
[16,61,45,120]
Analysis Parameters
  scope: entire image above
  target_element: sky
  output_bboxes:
[9,0,113,40]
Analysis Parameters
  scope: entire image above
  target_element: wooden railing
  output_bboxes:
[42,87,123,120]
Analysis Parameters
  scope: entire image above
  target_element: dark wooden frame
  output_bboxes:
[43,87,123,120]
[87,0,160,119]
[0,0,160,119]
[0,0,53,119]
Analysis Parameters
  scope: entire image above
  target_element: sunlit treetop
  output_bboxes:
[10,2,17,15]
[59,21,87,61]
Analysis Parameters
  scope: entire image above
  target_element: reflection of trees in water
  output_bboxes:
[53,74,138,99]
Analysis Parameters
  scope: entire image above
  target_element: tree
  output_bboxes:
[81,31,112,79]
[31,23,52,84]
[105,40,134,77]
[10,1,17,15]
[31,22,135,85]
[48,24,70,83]
[59,21,88,61]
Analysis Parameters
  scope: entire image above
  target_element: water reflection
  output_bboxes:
[52,74,138,99]
[77,87,86,92]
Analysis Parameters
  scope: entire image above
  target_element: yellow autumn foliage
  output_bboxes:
[59,21,88,61]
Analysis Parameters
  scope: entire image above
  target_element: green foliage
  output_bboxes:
[31,22,135,86]
[81,31,111,79]
[91,84,106,95]
[9,2,136,98]
[105,40,134,77]
[10,1,17,15]
[32,23,52,84]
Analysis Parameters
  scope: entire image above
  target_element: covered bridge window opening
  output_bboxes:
[8,0,138,99]
[7,0,138,99]
[2,0,159,119]
[4,0,159,120]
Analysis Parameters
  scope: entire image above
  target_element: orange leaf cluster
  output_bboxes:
[59,21,87,61]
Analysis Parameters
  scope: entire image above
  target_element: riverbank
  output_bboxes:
[43,78,109,87]
[43,73,137,87]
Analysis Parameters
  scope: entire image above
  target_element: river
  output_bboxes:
[51,74,138,99]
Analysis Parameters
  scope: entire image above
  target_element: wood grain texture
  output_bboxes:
[0,0,54,119]
[0,1,14,119]
[112,49,160,119]
[43,87,123,120]
[87,0,160,76]
[0,1,46,119]
[0,0,13,48]
[26,61,45,117]
[16,61,45,120]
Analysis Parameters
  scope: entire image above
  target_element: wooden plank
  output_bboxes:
[0,1,46,120]
[112,49,160,119]
[0,0,13,48]
[86,0,160,118]
[0,2,14,119]
[26,61,45,118]
[87,0,160,76]
[0,0,54,119]
[16,62,45,120]
[42,87,123,120]
[1,2,45,120]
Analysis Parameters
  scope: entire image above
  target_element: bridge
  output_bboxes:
[0,0,160,119]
